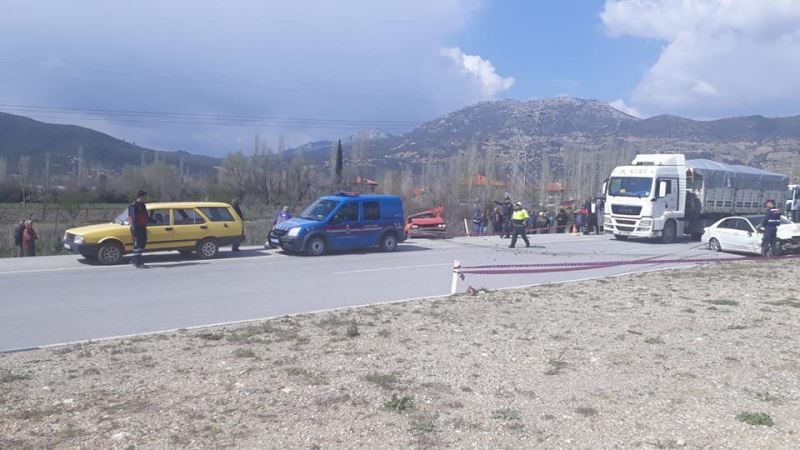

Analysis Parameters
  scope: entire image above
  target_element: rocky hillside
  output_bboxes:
[293,97,800,179]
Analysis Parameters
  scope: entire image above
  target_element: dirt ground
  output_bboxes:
[2,260,799,449]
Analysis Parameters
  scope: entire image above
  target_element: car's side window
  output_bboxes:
[199,207,234,222]
[149,209,170,226]
[718,219,734,229]
[336,202,359,222]
[173,208,206,225]
[735,219,753,232]
[364,201,380,221]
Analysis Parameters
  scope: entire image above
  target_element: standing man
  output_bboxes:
[555,209,569,233]
[13,219,25,257]
[494,194,514,238]
[231,198,244,252]
[472,206,483,236]
[761,199,782,256]
[128,190,149,268]
[21,220,38,256]
[509,202,530,248]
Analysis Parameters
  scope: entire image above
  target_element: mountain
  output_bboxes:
[0,111,220,176]
[289,97,800,177]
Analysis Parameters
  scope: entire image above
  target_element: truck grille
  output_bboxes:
[611,205,642,215]
[616,225,635,232]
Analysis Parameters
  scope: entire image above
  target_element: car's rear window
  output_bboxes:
[199,207,234,222]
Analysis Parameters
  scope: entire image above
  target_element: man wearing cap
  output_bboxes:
[128,190,149,268]
[509,202,530,248]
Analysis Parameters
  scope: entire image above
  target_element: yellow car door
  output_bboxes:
[172,207,210,248]
[145,208,175,250]
[197,206,242,241]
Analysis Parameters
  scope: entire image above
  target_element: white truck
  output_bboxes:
[786,184,799,221]
[602,154,788,243]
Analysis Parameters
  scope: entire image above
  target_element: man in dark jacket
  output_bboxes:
[128,191,149,268]
[231,198,244,251]
[761,200,782,256]
[494,194,514,238]
[13,219,25,257]
[555,209,569,233]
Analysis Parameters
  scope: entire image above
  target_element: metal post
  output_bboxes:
[450,260,461,295]
[464,218,470,236]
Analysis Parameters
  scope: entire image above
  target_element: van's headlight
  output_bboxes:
[287,227,302,237]
[73,235,85,244]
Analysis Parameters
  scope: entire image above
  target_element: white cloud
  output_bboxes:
[440,47,515,97]
[0,0,485,154]
[601,0,800,117]
[609,98,642,118]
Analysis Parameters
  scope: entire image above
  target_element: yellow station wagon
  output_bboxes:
[63,202,245,264]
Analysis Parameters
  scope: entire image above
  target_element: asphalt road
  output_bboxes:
[0,233,736,352]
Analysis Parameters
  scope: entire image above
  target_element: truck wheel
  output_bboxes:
[708,238,721,252]
[306,236,326,256]
[614,234,629,241]
[197,238,219,259]
[97,241,124,265]
[380,233,398,252]
[661,220,677,244]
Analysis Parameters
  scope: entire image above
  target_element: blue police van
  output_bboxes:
[269,193,406,255]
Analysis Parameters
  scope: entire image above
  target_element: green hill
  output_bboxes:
[0,111,219,176]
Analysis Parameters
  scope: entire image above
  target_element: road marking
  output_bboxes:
[334,262,452,274]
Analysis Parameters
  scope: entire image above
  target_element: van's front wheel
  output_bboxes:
[380,233,398,252]
[306,236,326,256]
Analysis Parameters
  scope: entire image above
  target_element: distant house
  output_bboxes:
[470,174,507,188]
[344,176,379,194]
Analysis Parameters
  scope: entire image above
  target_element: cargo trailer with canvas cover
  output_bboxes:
[603,154,789,243]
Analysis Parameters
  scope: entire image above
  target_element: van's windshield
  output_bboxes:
[300,199,340,221]
[608,177,653,198]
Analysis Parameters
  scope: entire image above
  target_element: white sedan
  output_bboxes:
[701,215,800,255]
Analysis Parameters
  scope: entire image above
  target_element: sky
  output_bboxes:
[1,0,799,156]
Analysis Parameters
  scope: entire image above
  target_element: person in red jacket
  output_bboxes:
[128,191,149,268]
[22,220,38,257]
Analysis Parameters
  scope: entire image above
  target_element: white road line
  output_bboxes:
[335,262,452,274]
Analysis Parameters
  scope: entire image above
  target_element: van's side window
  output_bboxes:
[338,202,359,222]
[364,201,380,221]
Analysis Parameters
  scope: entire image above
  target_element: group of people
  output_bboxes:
[12,219,38,257]
[469,195,604,240]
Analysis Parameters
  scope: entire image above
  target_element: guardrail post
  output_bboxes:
[450,259,461,295]
[464,219,470,236]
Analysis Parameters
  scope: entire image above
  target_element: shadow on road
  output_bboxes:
[274,244,432,257]
[77,248,270,266]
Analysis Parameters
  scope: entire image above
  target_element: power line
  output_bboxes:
[0,103,423,129]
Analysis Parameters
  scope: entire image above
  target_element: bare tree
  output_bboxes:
[18,156,31,204]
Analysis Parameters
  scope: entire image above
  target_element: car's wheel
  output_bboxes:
[614,234,629,241]
[178,249,194,256]
[380,232,398,252]
[97,241,124,265]
[708,238,721,252]
[305,236,326,256]
[197,238,219,259]
[661,220,677,244]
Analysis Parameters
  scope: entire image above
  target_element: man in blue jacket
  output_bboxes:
[761,199,782,256]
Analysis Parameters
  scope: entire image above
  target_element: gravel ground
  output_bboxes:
[2,260,799,449]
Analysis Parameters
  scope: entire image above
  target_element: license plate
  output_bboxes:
[64,243,72,250]
[617,231,629,236]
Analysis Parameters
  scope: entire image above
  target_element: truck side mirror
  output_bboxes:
[601,179,608,195]
[657,180,669,198]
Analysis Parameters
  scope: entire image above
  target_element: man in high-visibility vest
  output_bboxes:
[509,202,530,248]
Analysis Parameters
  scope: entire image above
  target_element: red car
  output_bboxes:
[405,206,447,237]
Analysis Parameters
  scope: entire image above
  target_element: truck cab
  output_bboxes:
[603,154,686,243]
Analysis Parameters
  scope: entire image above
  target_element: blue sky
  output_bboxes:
[1,0,799,156]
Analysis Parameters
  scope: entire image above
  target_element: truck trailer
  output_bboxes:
[603,154,788,243]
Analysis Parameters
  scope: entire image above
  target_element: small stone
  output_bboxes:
[110,431,130,442]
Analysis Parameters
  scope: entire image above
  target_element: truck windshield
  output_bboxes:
[608,177,653,198]
[300,199,340,221]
